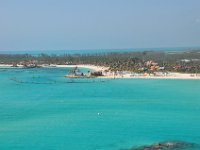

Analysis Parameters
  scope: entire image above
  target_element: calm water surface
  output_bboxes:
[0,68,200,150]
[0,47,199,55]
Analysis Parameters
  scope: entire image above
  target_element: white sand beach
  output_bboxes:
[1,64,200,80]
[0,64,108,71]
[99,72,200,80]
[55,64,109,72]
[0,64,15,68]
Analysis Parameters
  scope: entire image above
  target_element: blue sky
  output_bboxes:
[0,0,200,51]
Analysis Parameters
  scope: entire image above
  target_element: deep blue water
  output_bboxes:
[0,67,200,150]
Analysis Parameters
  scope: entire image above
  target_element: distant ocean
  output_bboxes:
[0,67,200,150]
[0,47,199,56]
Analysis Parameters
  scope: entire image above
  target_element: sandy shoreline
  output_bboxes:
[54,64,109,71]
[99,73,200,80]
[0,64,108,71]
[1,64,200,80]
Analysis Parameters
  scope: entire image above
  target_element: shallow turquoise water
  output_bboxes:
[0,68,200,150]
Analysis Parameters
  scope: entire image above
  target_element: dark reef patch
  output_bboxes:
[123,141,196,150]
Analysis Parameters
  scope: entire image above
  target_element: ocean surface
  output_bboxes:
[0,67,200,150]
[0,47,199,56]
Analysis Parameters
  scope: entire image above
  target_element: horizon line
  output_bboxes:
[0,46,200,52]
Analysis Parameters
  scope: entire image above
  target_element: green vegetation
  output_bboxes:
[1,50,200,73]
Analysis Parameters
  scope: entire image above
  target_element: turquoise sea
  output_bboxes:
[0,67,200,150]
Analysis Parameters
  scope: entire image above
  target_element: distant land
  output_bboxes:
[1,48,200,75]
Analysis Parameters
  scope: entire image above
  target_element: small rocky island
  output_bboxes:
[126,141,195,150]
[65,67,103,78]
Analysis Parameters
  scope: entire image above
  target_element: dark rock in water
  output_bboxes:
[127,141,195,150]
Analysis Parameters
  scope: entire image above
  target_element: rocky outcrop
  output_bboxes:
[126,141,195,150]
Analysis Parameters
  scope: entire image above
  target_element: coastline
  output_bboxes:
[0,64,108,71]
[99,73,200,80]
[54,64,109,72]
[1,64,200,80]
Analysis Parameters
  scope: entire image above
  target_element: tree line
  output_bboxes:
[0,50,200,73]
